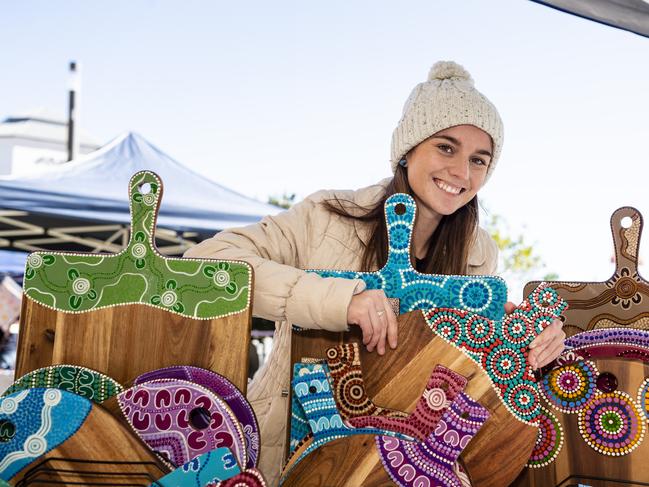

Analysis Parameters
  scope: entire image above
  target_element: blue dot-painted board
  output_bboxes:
[151,448,241,486]
[0,388,92,481]
[289,193,508,460]
[283,362,414,479]
[303,193,508,322]
[0,388,170,484]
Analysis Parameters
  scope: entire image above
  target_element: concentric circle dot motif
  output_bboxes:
[161,290,178,306]
[423,388,448,411]
[214,270,231,287]
[531,286,561,311]
[506,383,540,421]
[486,345,525,384]
[527,408,563,467]
[459,280,493,312]
[637,378,649,422]
[131,242,147,259]
[72,277,91,295]
[388,222,410,251]
[142,193,156,206]
[541,361,597,413]
[578,391,645,456]
[28,254,43,269]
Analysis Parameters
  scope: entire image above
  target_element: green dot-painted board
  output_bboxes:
[16,171,253,391]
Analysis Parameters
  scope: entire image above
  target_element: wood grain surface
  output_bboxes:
[510,358,649,487]
[289,310,537,487]
[16,300,252,393]
[11,403,169,486]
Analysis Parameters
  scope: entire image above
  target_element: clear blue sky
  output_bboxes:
[2,1,648,299]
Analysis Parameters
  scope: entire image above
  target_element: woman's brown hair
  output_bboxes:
[322,163,479,275]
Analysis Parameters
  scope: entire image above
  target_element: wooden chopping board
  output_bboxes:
[287,309,539,487]
[15,171,253,392]
[525,206,649,337]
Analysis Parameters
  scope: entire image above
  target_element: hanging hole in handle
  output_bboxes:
[621,216,633,229]
[188,407,212,430]
[0,419,16,442]
[395,203,406,215]
[139,183,152,195]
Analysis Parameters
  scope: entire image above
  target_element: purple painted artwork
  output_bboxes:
[376,392,489,487]
[565,328,649,349]
[117,378,246,468]
[135,366,259,468]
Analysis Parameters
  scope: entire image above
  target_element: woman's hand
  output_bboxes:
[347,289,398,355]
[504,302,566,369]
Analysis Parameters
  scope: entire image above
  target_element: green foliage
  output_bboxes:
[486,214,540,273]
[485,214,556,279]
[268,192,296,209]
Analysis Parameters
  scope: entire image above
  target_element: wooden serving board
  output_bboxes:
[525,207,649,337]
[289,309,538,487]
[511,356,649,487]
[11,403,169,485]
[15,171,253,391]
[288,193,510,461]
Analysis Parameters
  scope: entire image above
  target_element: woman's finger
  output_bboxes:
[366,306,384,353]
[358,316,373,346]
[383,298,398,349]
[535,339,566,369]
[373,301,389,355]
[530,320,563,349]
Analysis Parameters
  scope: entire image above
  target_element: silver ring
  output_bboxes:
[376,310,385,317]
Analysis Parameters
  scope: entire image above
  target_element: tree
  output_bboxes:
[484,213,558,302]
[268,192,296,209]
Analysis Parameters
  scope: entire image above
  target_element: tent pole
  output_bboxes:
[67,61,80,161]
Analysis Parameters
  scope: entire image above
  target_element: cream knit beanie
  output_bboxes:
[390,61,504,181]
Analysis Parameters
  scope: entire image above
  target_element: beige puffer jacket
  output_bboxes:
[184,178,498,486]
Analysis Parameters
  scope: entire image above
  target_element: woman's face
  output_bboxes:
[406,124,492,221]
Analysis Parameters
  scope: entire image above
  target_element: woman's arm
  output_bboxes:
[184,193,365,332]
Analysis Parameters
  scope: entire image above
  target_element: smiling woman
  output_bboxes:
[184,60,567,486]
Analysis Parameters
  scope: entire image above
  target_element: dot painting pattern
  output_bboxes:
[0,388,92,481]
[376,393,490,487]
[424,284,568,425]
[2,365,123,404]
[288,343,408,456]
[284,363,413,479]
[134,366,260,469]
[22,171,252,320]
[535,356,649,466]
[150,448,241,486]
[301,193,508,321]
[117,379,247,469]
[578,391,645,456]
[637,378,649,422]
[540,361,598,413]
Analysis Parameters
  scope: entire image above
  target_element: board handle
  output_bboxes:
[610,206,643,276]
[126,171,164,257]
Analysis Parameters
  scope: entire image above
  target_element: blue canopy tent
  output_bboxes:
[0,132,281,257]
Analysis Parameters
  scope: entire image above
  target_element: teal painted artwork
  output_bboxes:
[283,362,413,480]
[306,193,508,321]
[0,388,92,480]
[22,171,252,320]
[152,448,241,486]
[2,365,123,403]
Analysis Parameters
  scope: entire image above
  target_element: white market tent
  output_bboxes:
[0,131,281,256]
